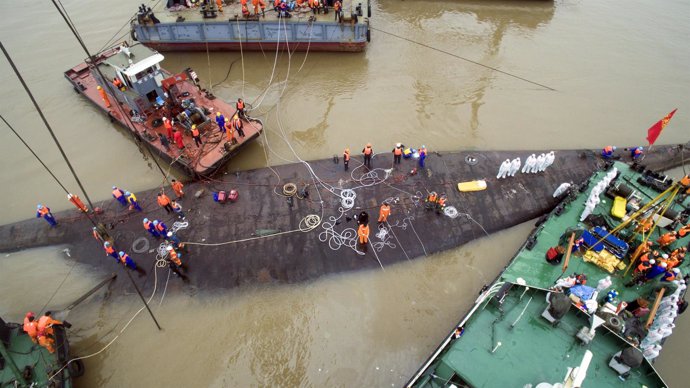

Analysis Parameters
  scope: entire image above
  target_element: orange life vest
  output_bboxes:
[172,181,184,193]
[38,206,50,216]
[427,193,437,202]
[164,120,172,131]
[334,1,341,10]
[437,197,447,206]
[604,146,614,153]
[23,318,38,338]
[119,253,130,264]
[143,220,152,230]
[169,250,182,266]
[156,223,165,233]
[343,150,350,161]
[104,244,115,255]
[112,189,123,198]
[394,147,402,156]
[358,224,369,239]
[192,128,200,137]
[237,100,245,110]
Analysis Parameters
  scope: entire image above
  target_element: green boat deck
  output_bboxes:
[420,287,664,387]
[409,161,689,388]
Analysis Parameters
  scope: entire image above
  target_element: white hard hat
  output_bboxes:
[396,143,401,147]
[166,246,173,251]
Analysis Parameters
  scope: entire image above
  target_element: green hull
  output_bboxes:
[408,161,689,388]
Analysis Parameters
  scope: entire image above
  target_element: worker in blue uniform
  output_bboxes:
[36,204,57,227]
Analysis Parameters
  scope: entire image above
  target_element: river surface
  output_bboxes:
[1,0,689,386]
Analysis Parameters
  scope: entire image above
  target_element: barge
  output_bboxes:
[130,0,371,52]
[64,42,262,178]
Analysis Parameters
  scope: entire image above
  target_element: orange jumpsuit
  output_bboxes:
[169,249,182,266]
[171,181,184,198]
[378,204,390,223]
[358,224,369,244]
[23,316,38,344]
[97,86,111,108]
[37,315,61,337]
[657,232,677,247]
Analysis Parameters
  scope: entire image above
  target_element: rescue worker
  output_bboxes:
[23,312,38,344]
[425,192,437,210]
[126,191,142,211]
[419,145,427,168]
[92,226,103,243]
[635,217,653,234]
[677,224,690,238]
[103,241,118,260]
[97,85,111,108]
[118,251,146,276]
[362,143,373,168]
[662,268,681,282]
[378,202,391,224]
[36,204,57,227]
[37,312,61,338]
[236,98,246,118]
[166,231,183,250]
[67,193,88,213]
[173,130,185,149]
[630,146,644,160]
[191,124,202,147]
[601,145,616,159]
[163,117,174,139]
[154,220,168,236]
[232,114,245,138]
[143,218,159,238]
[159,133,171,151]
[259,0,266,17]
[334,0,342,21]
[37,331,55,353]
[216,0,223,12]
[356,211,369,226]
[436,194,447,214]
[112,186,127,206]
[112,77,125,91]
[171,200,185,219]
[657,231,677,247]
[242,3,250,17]
[343,148,350,171]
[225,118,236,144]
[157,192,174,213]
[392,143,404,165]
[358,222,370,245]
[215,112,225,132]
[167,245,186,269]
[171,179,184,198]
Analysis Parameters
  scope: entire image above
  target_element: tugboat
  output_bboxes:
[64,42,262,178]
[130,0,371,52]
[407,160,690,387]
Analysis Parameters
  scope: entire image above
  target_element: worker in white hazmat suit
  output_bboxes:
[509,157,521,177]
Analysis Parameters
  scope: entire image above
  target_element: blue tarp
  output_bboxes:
[569,284,596,301]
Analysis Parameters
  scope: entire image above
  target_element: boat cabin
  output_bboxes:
[93,44,167,115]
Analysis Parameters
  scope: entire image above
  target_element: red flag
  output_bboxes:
[646,109,677,146]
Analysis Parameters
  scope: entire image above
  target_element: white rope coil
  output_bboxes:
[444,206,459,218]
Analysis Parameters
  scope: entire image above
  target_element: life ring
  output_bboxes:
[68,359,85,378]
[132,237,150,254]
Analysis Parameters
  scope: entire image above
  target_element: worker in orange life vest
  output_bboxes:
[157,192,174,213]
[343,148,350,171]
[153,220,168,236]
[425,192,437,210]
[436,194,447,214]
[23,312,38,344]
[601,145,616,159]
[143,218,159,238]
[232,114,245,138]
[37,311,61,338]
[103,241,118,260]
[112,77,125,91]
[191,124,202,147]
[657,231,677,247]
[392,143,404,165]
[97,85,111,108]
[334,0,342,21]
[112,186,127,206]
[236,98,246,118]
[163,117,174,139]
[36,204,57,227]
[225,118,236,144]
[362,143,373,168]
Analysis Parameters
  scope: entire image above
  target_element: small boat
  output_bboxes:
[0,316,82,387]
[130,0,371,52]
[407,161,690,387]
[64,42,262,178]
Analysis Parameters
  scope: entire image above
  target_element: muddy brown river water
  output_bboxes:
[1,0,689,386]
